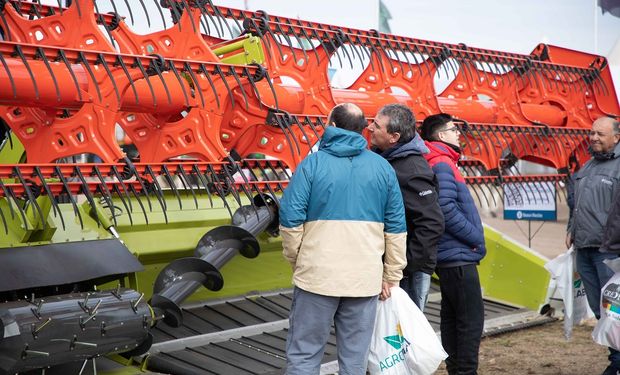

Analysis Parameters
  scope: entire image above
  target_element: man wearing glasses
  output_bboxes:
[420,113,486,375]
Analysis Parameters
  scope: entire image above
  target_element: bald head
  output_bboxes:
[590,116,620,154]
[327,103,367,134]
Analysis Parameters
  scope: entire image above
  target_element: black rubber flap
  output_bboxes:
[0,239,143,292]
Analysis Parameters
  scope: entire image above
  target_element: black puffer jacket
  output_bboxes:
[380,135,445,275]
[568,142,620,250]
[602,187,620,253]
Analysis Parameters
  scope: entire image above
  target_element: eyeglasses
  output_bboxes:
[439,126,460,134]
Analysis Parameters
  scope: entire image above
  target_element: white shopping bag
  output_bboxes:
[544,247,594,340]
[367,287,447,375]
[593,257,620,351]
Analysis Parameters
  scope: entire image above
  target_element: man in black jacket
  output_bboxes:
[369,103,445,311]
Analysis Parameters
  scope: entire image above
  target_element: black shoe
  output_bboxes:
[602,365,620,375]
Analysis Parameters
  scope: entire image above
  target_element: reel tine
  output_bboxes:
[73,0,82,18]
[1,3,13,40]
[14,45,39,100]
[468,181,485,208]
[199,63,221,109]
[7,185,30,230]
[73,166,101,227]
[93,0,116,48]
[151,0,165,29]
[116,55,140,105]
[274,159,292,180]
[121,0,135,25]
[259,13,287,61]
[291,116,312,153]
[144,165,169,223]
[192,164,215,208]
[133,57,157,108]
[97,53,121,104]
[345,32,366,70]
[304,115,322,143]
[184,62,205,108]
[229,67,250,110]
[195,4,210,35]
[176,165,198,209]
[215,64,236,109]
[0,197,7,234]
[91,165,119,227]
[286,21,311,64]
[127,183,149,225]
[296,19,321,65]
[206,164,234,218]
[144,55,171,106]
[54,166,84,230]
[276,111,301,156]
[396,41,415,80]
[273,17,300,63]
[217,160,243,207]
[228,157,260,220]
[111,184,134,226]
[110,165,135,213]
[13,166,46,231]
[0,178,16,221]
[412,44,433,78]
[34,48,61,102]
[174,164,197,208]
[138,165,168,216]
[243,66,263,108]
[167,0,183,32]
[223,6,243,32]
[77,51,102,102]
[0,51,17,99]
[329,26,353,69]
[211,2,234,37]
[161,164,183,210]
[199,1,218,37]
[262,70,280,110]
[56,50,83,102]
[402,42,423,78]
[34,166,65,230]
[168,60,191,107]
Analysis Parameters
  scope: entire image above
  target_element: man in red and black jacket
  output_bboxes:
[420,113,486,375]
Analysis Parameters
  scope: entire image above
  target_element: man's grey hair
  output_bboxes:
[377,104,416,144]
[612,117,620,135]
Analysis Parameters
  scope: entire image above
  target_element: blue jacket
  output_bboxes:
[424,141,486,266]
[279,126,407,296]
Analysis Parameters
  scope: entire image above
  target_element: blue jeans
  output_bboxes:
[576,247,620,368]
[400,271,431,312]
[285,287,378,375]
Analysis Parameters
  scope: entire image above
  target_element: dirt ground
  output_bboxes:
[433,317,608,375]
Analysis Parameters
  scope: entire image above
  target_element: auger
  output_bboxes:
[0,1,618,374]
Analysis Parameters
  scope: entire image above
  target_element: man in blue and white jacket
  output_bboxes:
[279,103,407,375]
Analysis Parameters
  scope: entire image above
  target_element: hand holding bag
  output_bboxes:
[592,257,620,351]
[544,247,594,340]
[367,287,447,375]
